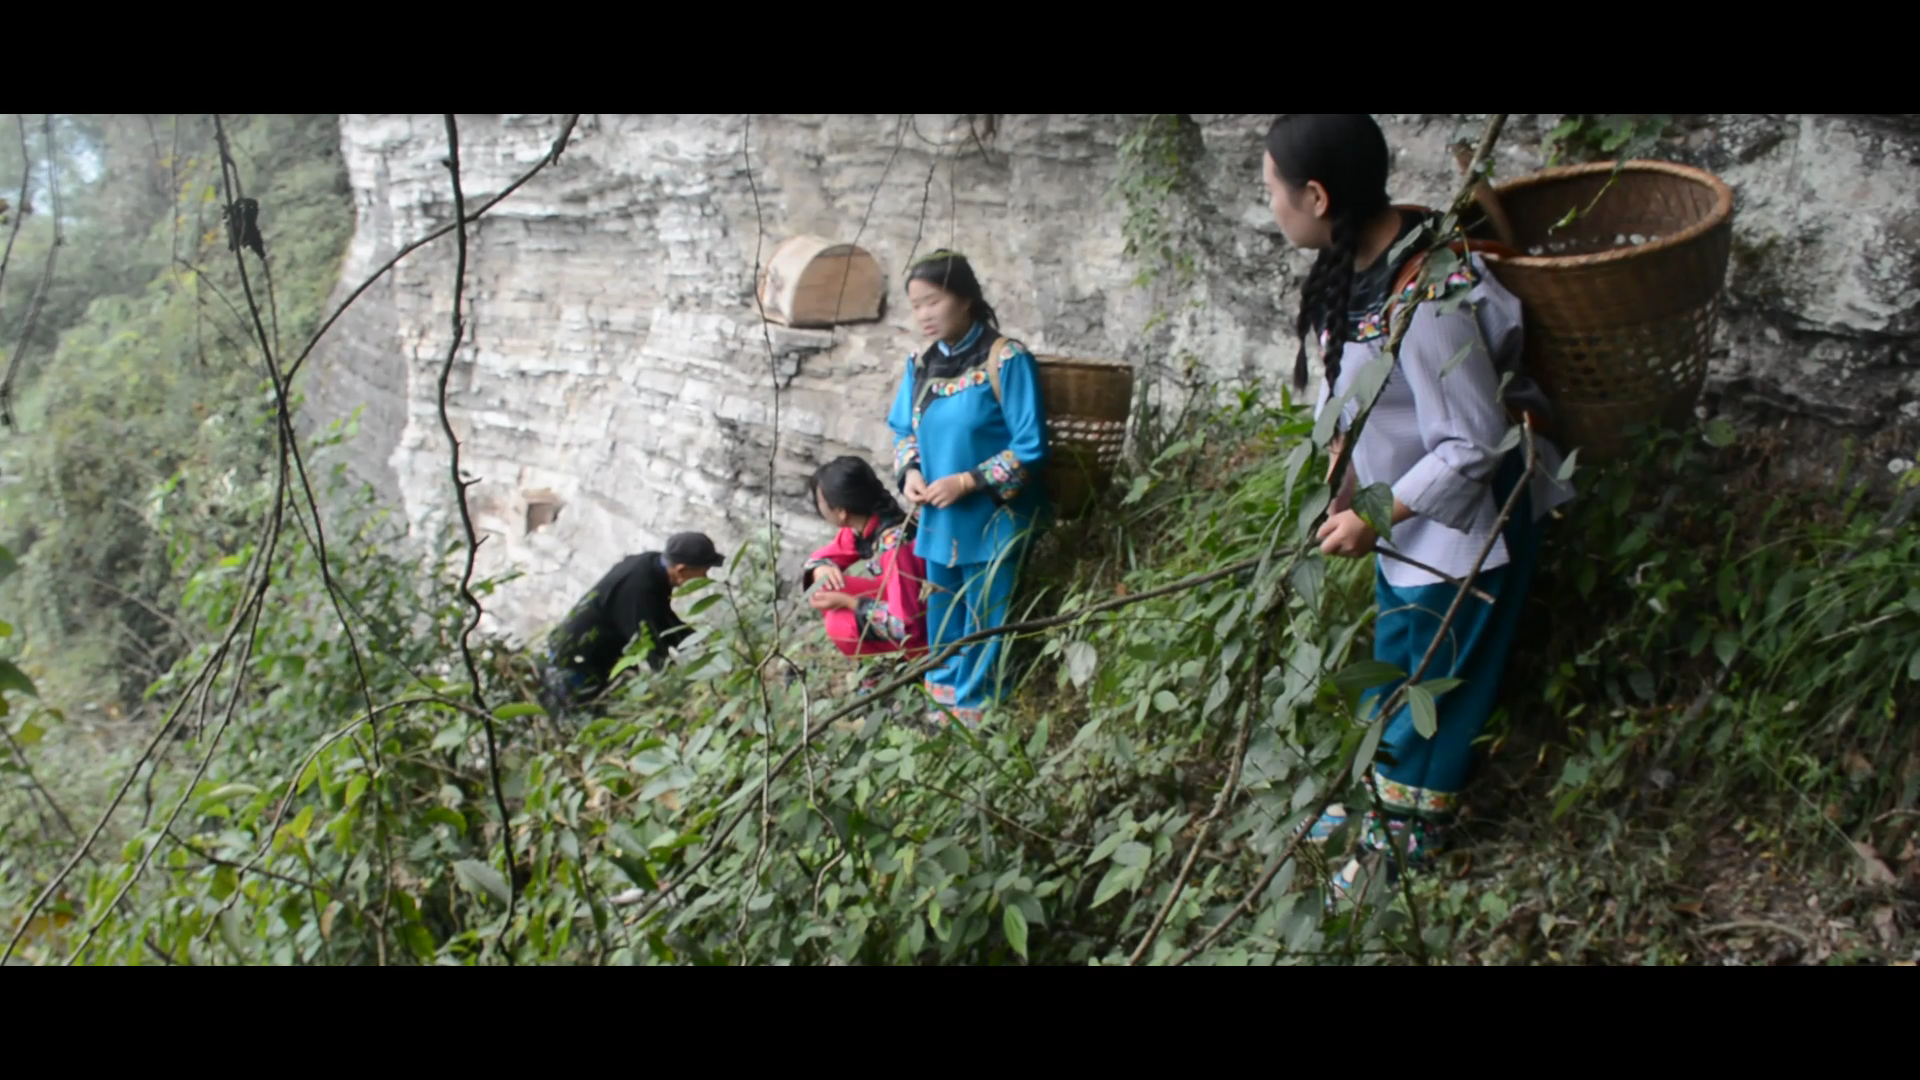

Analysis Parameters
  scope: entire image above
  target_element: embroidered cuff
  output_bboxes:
[893,435,922,491]
[802,558,838,588]
[856,597,908,644]
[1391,452,1487,534]
[975,449,1028,504]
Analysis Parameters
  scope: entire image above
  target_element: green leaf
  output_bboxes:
[1292,557,1325,612]
[1418,677,1465,699]
[1024,718,1050,760]
[0,543,17,583]
[1002,903,1030,960]
[1353,715,1387,785]
[492,702,545,720]
[453,859,512,906]
[219,907,250,961]
[1907,647,1920,683]
[606,823,652,858]
[1438,341,1475,378]
[1714,630,1741,669]
[1090,863,1137,909]
[196,782,260,810]
[1152,690,1180,714]
[1555,447,1581,483]
[1407,684,1439,739]
[1334,660,1405,698]
[14,720,44,746]
[0,659,39,699]
[1065,641,1098,691]
[1704,417,1737,448]
[1086,827,1129,867]
[1112,841,1152,868]
[1628,669,1656,703]
[1353,483,1396,545]
[343,775,369,808]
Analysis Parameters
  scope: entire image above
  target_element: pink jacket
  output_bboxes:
[804,515,929,655]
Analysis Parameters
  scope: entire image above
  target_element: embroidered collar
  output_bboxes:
[937,322,985,356]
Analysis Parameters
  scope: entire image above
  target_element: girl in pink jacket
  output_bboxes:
[803,456,930,660]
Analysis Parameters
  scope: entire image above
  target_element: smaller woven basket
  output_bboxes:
[1033,355,1134,520]
[1475,160,1735,460]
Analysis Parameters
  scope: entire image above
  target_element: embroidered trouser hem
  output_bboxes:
[922,546,1025,716]
[1361,451,1543,820]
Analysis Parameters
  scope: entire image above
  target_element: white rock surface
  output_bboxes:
[298,113,1920,642]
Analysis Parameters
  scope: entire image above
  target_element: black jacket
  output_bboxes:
[549,552,689,686]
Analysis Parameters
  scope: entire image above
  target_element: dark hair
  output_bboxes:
[1265,114,1392,394]
[904,249,1000,332]
[809,456,902,522]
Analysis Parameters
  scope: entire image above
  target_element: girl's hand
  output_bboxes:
[903,469,929,504]
[1316,509,1378,558]
[813,565,845,591]
[810,590,857,613]
[923,472,977,508]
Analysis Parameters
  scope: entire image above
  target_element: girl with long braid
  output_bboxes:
[1262,114,1574,899]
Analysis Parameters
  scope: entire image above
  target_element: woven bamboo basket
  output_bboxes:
[1033,355,1134,520]
[1471,160,1735,460]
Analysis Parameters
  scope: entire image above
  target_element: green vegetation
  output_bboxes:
[1,113,1914,965]
[1,114,352,708]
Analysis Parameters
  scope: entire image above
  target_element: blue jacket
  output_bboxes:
[887,322,1050,568]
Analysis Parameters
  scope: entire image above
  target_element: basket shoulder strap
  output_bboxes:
[983,336,1011,403]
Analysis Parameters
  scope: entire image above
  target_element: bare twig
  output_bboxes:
[2,114,62,432]
[1697,919,1814,945]
[283,113,578,384]
[2,459,287,964]
[438,114,520,957]
[0,116,30,300]
[2,727,77,839]
[210,113,397,964]
[67,557,278,964]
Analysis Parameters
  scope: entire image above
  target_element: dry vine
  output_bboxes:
[2,112,579,966]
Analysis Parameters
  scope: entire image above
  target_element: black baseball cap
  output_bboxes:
[665,532,726,569]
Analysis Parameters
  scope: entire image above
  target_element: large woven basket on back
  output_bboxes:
[1472,160,1735,460]
[1032,355,1133,520]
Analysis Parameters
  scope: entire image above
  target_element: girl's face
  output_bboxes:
[908,278,973,343]
[815,487,850,529]
[1264,151,1333,250]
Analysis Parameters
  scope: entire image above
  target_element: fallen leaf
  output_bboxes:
[1844,751,1875,778]
[1853,841,1898,886]
[1870,906,1899,948]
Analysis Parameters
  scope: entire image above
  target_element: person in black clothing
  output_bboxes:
[537,532,726,717]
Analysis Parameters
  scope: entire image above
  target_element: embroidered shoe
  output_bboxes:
[1297,803,1352,844]
[1359,811,1446,870]
[1326,851,1397,910]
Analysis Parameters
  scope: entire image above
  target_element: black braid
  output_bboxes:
[1291,213,1360,393]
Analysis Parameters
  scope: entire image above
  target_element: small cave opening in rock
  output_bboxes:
[525,489,564,535]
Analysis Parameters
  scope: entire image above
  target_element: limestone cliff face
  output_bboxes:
[300,114,1920,641]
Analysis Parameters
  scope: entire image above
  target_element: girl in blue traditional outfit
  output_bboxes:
[1261,115,1575,900]
[887,250,1050,728]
